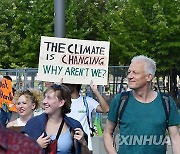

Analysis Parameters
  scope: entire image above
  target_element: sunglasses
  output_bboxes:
[52,84,61,90]
[52,84,65,100]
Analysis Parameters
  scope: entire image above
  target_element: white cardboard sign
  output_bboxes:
[37,36,110,85]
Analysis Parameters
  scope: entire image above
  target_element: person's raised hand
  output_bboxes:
[59,78,63,84]
[90,80,98,93]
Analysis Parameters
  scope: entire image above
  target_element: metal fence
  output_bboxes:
[0,66,129,98]
[0,68,39,90]
[1,67,179,131]
[0,66,129,129]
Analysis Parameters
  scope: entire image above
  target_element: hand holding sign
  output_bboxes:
[90,80,98,93]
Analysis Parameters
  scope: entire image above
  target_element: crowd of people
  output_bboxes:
[0,55,180,154]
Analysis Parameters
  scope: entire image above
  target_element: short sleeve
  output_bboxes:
[86,96,99,113]
[108,94,121,123]
[168,97,180,126]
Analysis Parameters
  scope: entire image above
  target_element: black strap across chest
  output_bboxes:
[56,119,65,140]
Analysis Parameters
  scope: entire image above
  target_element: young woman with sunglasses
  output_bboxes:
[21,84,89,154]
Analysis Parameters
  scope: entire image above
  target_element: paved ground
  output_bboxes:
[92,136,172,154]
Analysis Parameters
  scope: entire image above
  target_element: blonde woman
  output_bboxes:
[7,89,42,128]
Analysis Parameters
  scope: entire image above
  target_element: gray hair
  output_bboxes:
[131,55,156,76]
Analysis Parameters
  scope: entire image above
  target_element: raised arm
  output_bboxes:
[168,125,180,154]
[90,81,109,113]
[103,120,117,154]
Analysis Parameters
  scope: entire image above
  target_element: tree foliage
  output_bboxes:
[0,0,54,68]
[0,0,179,75]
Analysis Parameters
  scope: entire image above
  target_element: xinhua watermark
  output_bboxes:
[118,135,168,145]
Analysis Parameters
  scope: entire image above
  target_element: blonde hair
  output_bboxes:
[13,89,43,110]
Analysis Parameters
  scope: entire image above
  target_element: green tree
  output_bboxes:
[0,0,179,96]
[0,0,54,68]
[13,0,54,68]
[0,0,19,68]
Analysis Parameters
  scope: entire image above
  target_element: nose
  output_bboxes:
[127,72,134,81]
[127,72,132,78]
[43,97,47,104]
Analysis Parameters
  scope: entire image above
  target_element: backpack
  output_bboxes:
[113,91,170,148]
[116,91,170,125]
[83,96,96,137]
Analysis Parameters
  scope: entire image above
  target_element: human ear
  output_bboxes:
[59,99,65,107]
[146,74,153,82]
[32,103,36,110]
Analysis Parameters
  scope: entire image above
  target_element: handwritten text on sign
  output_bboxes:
[0,78,17,112]
[37,36,110,85]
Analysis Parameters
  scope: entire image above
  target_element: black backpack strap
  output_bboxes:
[160,93,170,128]
[117,91,130,124]
[83,96,95,137]
[113,91,129,148]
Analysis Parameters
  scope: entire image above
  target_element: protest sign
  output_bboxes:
[37,36,110,85]
[0,78,17,112]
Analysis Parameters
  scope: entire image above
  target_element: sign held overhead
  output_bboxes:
[37,36,110,85]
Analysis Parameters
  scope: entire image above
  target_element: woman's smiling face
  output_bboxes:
[16,95,35,116]
[43,90,61,114]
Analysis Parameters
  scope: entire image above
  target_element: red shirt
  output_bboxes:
[0,125,43,154]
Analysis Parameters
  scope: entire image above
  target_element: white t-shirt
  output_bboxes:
[17,118,26,126]
[66,95,99,151]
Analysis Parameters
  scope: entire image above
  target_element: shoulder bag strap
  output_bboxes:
[83,96,91,127]
[56,119,65,140]
[160,92,170,128]
[83,96,95,136]
[117,91,130,123]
